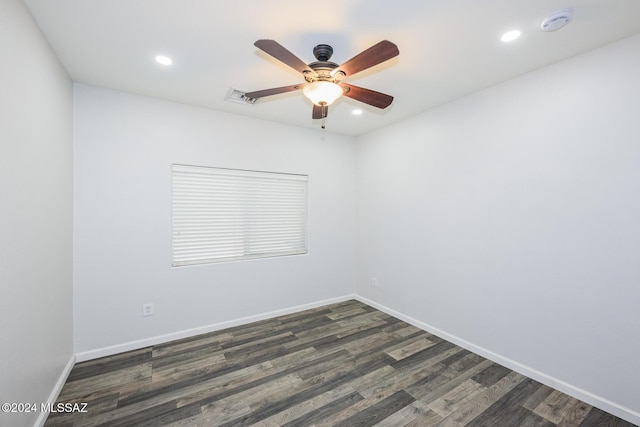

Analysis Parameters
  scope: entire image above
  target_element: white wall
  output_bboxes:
[0,1,74,427]
[356,34,640,422]
[73,85,356,355]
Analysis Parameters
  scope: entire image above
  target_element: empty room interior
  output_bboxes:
[2,0,639,426]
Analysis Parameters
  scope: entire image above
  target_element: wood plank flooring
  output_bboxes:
[45,300,637,426]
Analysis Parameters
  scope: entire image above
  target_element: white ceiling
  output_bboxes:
[24,0,640,136]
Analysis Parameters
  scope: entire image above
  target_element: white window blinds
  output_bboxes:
[172,164,308,266]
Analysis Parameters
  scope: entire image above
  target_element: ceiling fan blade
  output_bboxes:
[340,83,394,109]
[336,40,399,77]
[254,39,315,75]
[245,84,305,99]
[312,104,328,119]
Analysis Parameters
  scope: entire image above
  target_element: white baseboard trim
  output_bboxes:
[75,294,356,363]
[34,354,75,427]
[355,295,640,426]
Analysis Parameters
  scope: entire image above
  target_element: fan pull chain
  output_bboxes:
[321,104,328,129]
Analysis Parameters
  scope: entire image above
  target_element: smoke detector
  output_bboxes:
[541,8,573,32]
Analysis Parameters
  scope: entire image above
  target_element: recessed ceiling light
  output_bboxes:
[155,55,173,65]
[501,30,521,42]
[352,109,363,116]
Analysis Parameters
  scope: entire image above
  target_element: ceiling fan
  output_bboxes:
[245,39,399,126]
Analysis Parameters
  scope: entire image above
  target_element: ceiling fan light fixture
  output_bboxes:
[302,81,344,106]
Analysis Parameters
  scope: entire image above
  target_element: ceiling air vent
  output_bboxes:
[225,88,256,105]
[541,8,573,32]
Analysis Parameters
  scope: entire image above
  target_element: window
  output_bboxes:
[172,164,308,266]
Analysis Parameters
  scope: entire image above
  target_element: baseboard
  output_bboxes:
[34,354,75,427]
[355,295,640,426]
[75,294,356,362]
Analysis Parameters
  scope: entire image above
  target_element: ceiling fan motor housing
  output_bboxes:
[313,44,333,61]
[308,44,342,82]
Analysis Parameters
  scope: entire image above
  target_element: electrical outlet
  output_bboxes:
[142,303,154,317]
[371,277,378,288]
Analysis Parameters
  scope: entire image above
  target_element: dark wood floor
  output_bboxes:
[45,300,636,427]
